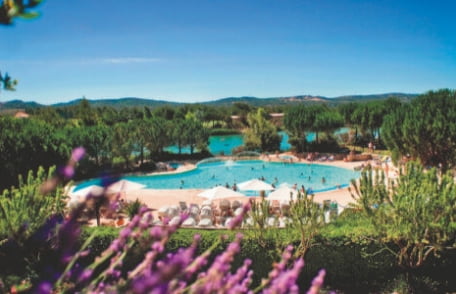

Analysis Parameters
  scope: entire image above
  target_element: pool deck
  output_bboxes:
[124,153,379,213]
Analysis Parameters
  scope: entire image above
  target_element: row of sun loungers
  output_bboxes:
[155,199,342,228]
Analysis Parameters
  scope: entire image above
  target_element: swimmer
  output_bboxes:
[322,177,326,184]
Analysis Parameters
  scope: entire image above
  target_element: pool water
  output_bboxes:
[76,160,359,194]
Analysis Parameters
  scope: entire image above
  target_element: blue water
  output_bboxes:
[76,160,359,194]
[165,128,349,155]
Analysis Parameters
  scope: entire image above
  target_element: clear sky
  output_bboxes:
[1,0,455,104]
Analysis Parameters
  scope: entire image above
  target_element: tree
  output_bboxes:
[0,117,70,190]
[285,104,342,149]
[382,89,456,171]
[182,115,209,154]
[131,119,149,166]
[350,162,456,270]
[80,124,112,167]
[313,110,344,143]
[145,116,169,155]
[112,122,135,168]
[244,108,281,152]
[171,119,187,154]
[284,105,311,152]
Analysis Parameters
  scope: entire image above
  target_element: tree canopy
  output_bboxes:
[244,108,281,152]
[382,89,456,171]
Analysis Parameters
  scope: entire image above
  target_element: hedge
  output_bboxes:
[81,227,456,293]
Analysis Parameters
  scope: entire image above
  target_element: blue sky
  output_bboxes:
[1,0,455,104]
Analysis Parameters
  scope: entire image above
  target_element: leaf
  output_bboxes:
[18,11,40,19]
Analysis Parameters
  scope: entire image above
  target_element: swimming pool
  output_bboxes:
[76,160,359,194]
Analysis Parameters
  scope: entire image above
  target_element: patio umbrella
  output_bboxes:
[238,179,274,191]
[267,186,298,203]
[198,186,245,200]
[107,180,145,194]
[69,185,104,203]
[71,185,104,197]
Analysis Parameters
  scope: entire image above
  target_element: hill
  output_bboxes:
[0,99,44,110]
[0,93,418,110]
[52,97,182,108]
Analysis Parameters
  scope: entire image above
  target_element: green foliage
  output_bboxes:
[244,108,281,152]
[0,166,65,243]
[209,128,241,136]
[287,192,325,257]
[0,71,17,91]
[0,0,43,25]
[0,117,70,190]
[124,199,143,219]
[321,208,377,242]
[182,116,209,154]
[78,224,456,293]
[350,161,456,269]
[382,89,456,171]
[284,104,343,151]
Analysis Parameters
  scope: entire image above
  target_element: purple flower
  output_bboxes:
[228,202,251,229]
[78,269,93,283]
[36,281,52,294]
[120,227,132,240]
[71,146,86,162]
[61,165,75,179]
[307,269,326,294]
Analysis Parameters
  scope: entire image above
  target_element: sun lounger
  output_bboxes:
[266,217,278,227]
[198,218,213,227]
[200,206,212,219]
[182,217,197,227]
[179,201,188,212]
[168,216,181,226]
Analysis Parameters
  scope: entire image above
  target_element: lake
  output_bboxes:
[165,128,349,155]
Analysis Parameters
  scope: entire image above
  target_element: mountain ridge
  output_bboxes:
[0,92,418,110]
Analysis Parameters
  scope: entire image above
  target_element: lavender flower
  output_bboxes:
[71,147,86,162]
[307,269,326,294]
